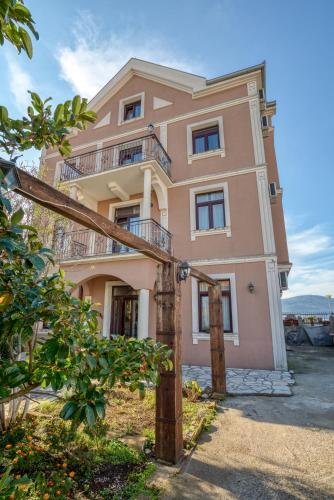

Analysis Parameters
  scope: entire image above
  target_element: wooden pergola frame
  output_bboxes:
[12,166,226,464]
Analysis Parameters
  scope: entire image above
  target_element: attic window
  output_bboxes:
[124,101,141,121]
[118,92,145,125]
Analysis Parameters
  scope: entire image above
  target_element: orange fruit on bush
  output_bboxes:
[43,494,50,500]
[5,444,12,449]
[69,471,75,478]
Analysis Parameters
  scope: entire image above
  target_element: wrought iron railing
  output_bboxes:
[53,218,172,260]
[60,134,171,181]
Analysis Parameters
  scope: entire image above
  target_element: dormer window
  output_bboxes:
[124,100,141,121]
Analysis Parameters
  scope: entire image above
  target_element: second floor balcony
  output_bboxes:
[54,218,172,261]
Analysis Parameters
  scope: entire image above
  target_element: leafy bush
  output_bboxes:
[183,380,203,402]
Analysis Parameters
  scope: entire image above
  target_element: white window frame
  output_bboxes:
[186,116,225,164]
[118,92,145,126]
[189,181,231,241]
[108,198,144,253]
[191,272,239,346]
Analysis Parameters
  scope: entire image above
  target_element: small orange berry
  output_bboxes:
[62,463,67,468]
[55,492,61,497]
[43,494,50,500]
[27,435,33,441]
[9,495,15,500]
[63,472,67,476]
[56,463,61,468]
[12,457,18,464]
[69,471,75,478]
[15,474,21,479]
[29,450,33,455]
[5,444,12,449]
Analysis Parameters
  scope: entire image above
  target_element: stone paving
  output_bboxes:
[182,365,295,396]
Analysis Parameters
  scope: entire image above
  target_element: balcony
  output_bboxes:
[54,218,172,261]
[60,134,171,188]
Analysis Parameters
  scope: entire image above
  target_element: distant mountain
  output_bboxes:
[282,295,334,314]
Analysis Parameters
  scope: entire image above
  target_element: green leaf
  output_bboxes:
[72,95,81,115]
[86,354,97,369]
[54,103,64,123]
[19,26,33,58]
[11,208,24,224]
[85,404,96,426]
[95,402,105,419]
[60,401,78,420]
[0,105,9,123]
[26,254,45,270]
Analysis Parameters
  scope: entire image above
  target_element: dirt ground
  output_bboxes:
[162,347,334,500]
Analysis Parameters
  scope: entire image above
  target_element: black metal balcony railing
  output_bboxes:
[54,218,172,260]
[60,134,171,182]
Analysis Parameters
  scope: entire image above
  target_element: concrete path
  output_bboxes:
[182,365,295,396]
[164,347,334,499]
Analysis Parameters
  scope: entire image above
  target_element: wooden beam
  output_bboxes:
[208,284,227,396]
[155,262,183,464]
[189,267,217,287]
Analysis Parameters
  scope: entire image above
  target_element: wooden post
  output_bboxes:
[208,284,226,397]
[155,262,183,464]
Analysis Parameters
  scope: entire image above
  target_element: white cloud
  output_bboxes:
[5,54,34,112]
[56,11,203,99]
[285,224,334,297]
[288,225,332,257]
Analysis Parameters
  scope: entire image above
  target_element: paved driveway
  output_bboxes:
[163,347,334,499]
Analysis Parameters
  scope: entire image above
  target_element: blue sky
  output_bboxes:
[1,0,333,297]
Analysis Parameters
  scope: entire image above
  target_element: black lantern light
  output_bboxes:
[177,261,191,283]
[0,158,21,191]
[248,282,255,294]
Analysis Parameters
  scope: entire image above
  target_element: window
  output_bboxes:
[112,205,140,253]
[124,100,141,121]
[198,280,233,333]
[192,126,220,154]
[119,145,142,165]
[196,190,225,230]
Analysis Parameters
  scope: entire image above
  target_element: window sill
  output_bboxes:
[191,226,231,241]
[119,115,144,126]
[192,332,239,346]
[188,148,225,165]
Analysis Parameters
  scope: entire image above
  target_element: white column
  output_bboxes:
[142,167,152,219]
[266,259,288,370]
[138,289,150,339]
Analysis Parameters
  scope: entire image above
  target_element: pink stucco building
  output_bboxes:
[43,59,291,370]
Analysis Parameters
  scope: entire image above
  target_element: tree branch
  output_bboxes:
[0,384,39,404]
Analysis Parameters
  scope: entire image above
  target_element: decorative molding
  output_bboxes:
[265,259,288,370]
[60,252,147,265]
[189,181,231,241]
[193,228,231,238]
[256,169,276,254]
[191,272,239,345]
[94,112,111,129]
[153,96,173,110]
[108,197,144,222]
[159,123,167,150]
[108,181,129,201]
[170,164,266,187]
[247,80,258,96]
[189,254,276,266]
[186,116,225,164]
[192,332,240,346]
[249,97,266,165]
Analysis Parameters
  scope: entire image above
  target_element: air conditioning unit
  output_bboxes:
[259,88,265,100]
[279,271,288,290]
[269,182,277,197]
[261,115,269,128]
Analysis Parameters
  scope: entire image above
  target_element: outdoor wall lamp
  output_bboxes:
[176,261,191,283]
[0,158,21,191]
[147,123,155,133]
[248,282,255,294]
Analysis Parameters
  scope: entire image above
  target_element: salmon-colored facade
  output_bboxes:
[43,59,291,370]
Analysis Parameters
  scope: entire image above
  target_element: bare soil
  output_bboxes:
[162,347,334,500]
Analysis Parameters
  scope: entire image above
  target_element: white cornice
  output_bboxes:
[189,254,277,266]
[170,164,266,187]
